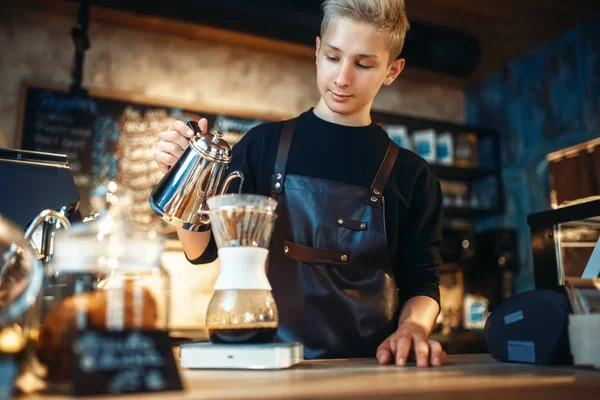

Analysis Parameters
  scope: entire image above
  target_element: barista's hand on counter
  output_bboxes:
[154,118,208,173]
[376,322,446,368]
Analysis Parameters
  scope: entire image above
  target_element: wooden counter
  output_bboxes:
[21,354,600,400]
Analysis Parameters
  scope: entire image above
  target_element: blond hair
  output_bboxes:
[320,0,410,62]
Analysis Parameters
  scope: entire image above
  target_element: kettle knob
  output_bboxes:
[212,130,224,144]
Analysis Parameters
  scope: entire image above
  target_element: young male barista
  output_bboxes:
[154,0,446,368]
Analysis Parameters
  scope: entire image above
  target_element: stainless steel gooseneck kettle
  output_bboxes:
[149,121,244,231]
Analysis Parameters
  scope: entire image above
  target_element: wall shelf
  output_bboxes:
[370,109,505,221]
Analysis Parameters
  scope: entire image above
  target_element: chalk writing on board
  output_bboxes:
[70,329,182,396]
[29,90,96,197]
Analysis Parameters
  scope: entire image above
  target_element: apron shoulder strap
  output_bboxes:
[366,140,400,207]
[270,118,297,198]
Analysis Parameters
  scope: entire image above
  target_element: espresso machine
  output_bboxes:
[149,126,303,369]
[0,149,79,262]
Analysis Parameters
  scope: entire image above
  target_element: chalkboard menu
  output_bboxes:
[70,329,183,396]
[18,82,280,229]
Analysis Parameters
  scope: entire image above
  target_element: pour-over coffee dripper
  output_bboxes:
[203,194,279,344]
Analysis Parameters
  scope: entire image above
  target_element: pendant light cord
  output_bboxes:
[69,0,90,97]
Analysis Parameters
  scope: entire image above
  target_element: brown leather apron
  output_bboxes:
[267,118,401,359]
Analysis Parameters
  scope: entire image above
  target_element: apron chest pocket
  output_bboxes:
[336,217,368,231]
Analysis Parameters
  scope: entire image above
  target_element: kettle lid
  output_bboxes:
[189,129,232,163]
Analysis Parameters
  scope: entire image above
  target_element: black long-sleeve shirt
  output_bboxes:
[188,108,443,307]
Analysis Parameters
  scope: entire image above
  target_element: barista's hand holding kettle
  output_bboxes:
[153,117,213,260]
[154,118,208,174]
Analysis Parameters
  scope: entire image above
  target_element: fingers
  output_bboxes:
[394,333,412,366]
[413,334,430,368]
[171,120,196,139]
[154,118,201,172]
[428,340,446,367]
[157,140,185,159]
[378,332,446,369]
[198,118,208,134]
[153,147,178,173]
[158,130,192,152]
[154,141,186,173]
[376,339,393,365]
[390,336,397,354]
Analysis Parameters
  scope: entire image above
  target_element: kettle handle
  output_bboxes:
[196,171,245,217]
[186,120,202,138]
[220,170,245,195]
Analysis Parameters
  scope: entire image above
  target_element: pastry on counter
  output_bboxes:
[36,284,158,382]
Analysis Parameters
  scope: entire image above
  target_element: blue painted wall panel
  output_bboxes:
[465,17,600,292]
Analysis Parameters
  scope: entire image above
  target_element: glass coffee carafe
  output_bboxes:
[203,194,279,344]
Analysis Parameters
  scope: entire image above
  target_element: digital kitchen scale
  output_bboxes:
[178,342,304,370]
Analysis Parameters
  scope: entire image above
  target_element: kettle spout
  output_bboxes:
[219,171,245,195]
